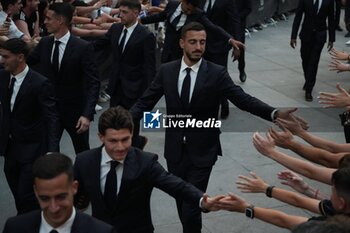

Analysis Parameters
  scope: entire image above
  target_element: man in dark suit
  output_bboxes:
[3,153,115,233]
[290,0,335,101]
[130,22,304,233]
[74,106,223,233]
[0,38,60,214]
[27,2,100,153]
[199,0,240,119]
[140,0,243,63]
[93,0,156,149]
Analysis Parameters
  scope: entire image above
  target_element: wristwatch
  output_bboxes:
[245,205,255,219]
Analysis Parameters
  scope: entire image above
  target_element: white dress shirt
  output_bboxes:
[100,147,124,195]
[39,208,76,233]
[178,57,202,102]
[50,31,71,69]
[10,65,29,111]
[314,0,322,13]
[0,11,24,39]
[170,4,187,30]
[118,21,138,53]
[204,0,216,12]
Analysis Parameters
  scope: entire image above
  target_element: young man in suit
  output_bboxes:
[290,0,335,101]
[0,38,60,215]
[93,0,156,149]
[27,2,100,154]
[3,153,115,233]
[140,0,244,63]
[130,22,304,233]
[74,106,224,233]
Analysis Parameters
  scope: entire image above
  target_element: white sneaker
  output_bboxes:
[346,40,350,45]
[95,104,103,111]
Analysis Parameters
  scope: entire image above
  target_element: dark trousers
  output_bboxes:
[238,26,246,72]
[346,0,350,31]
[300,31,326,93]
[57,118,90,154]
[3,140,40,215]
[166,145,212,233]
[335,0,341,27]
[344,125,350,143]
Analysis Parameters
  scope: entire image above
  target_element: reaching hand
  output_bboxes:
[268,127,294,149]
[275,114,306,136]
[329,59,350,73]
[76,116,90,134]
[318,83,350,109]
[275,108,309,130]
[252,132,276,156]
[236,172,269,193]
[201,193,226,212]
[277,170,309,194]
[217,192,250,213]
[329,48,349,60]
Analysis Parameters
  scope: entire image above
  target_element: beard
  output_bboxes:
[185,50,203,63]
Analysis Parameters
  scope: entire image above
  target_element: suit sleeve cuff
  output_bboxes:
[271,109,278,121]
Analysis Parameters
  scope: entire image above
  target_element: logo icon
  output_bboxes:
[143,109,162,129]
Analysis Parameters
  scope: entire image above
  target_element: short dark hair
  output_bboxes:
[1,38,29,58]
[181,22,206,39]
[183,0,200,7]
[339,154,350,169]
[33,152,74,182]
[49,2,74,27]
[119,0,141,12]
[332,168,350,201]
[1,0,19,11]
[98,106,134,135]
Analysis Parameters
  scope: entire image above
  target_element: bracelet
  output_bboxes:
[265,186,275,198]
[348,54,350,61]
[90,18,94,24]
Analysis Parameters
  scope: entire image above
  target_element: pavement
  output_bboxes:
[2,13,350,233]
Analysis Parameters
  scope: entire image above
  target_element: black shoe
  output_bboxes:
[220,105,229,119]
[345,32,350,37]
[336,26,343,32]
[139,135,148,150]
[305,92,313,102]
[239,71,247,82]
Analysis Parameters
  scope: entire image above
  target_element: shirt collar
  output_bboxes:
[124,21,138,32]
[41,207,76,233]
[55,31,70,45]
[101,146,125,165]
[12,65,29,81]
[180,57,202,73]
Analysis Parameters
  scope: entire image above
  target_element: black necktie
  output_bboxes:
[314,0,319,14]
[8,77,16,105]
[119,29,128,54]
[206,0,212,15]
[104,161,119,208]
[50,230,58,233]
[171,11,183,30]
[181,68,191,107]
[52,40,61,74]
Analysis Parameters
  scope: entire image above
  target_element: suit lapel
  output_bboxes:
[113,24,123,54]
[122,24,141,56]
[190,60,208,108]
[170,60,182,105]
[93,147,106,209]
[59,36,74,75]
[116,148,137,203]
[12,70,31,114]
